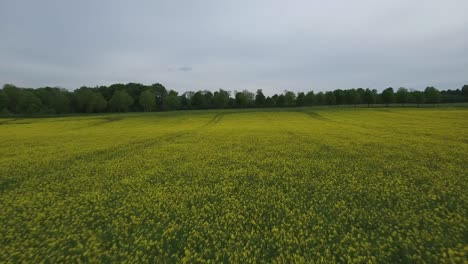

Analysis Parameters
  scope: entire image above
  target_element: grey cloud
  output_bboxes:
[0,0,467,95]
[178,66,192,72]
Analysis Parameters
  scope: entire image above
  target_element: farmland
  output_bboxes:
[0,108,467,262]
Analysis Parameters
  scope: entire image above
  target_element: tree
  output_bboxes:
[413,91,425,107]
[18,91,42,114]
[284,91,296,106]
[0,90,8,111]
[180,92,192,110]
[191,91,207,109]
[75,88,95,113]
[381,87,395,107]
[109,90,133,112]
[346,89,361,106]
[34,87,71,114]
[3,84,22,113]
[1,83,462,114]
[255,89,266,107]
[242,90,255,107]
[315,92,325,105]
[125,83,146,110]
[139,90,156,112]
[151,83,167,110]
[265,96,274,107]
[356,88,366,103]
[89,92,107,112]
[203,90,214,108]
[396,87,409,106]
[235,91,248,108]
[325,92,336,105]
[270,94,279,106]
[97,85,113,101]
[304,91,315,106]
[333,89,346,105]
[363,89,377,107]
[276,94,286,107]
[166,90,181,110]
[296,92,306,106]
[54,90,71,113]
[462,85,468,98]
[424,86,441,105]
[213,89,230,109]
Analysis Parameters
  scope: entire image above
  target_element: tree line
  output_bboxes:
[0,83,467,115]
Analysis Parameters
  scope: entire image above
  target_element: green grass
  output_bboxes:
[0,108,467,263]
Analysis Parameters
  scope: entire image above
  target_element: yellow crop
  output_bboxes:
[0,108,466,262]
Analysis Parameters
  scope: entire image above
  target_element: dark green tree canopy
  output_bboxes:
[304,91,316,106]
[166,90,181,110]
[110,90,133,112]
[413,91,425,107]
[382,87,395,106]
[296,92,306,106]
[18,91,42,114]
[255,89,266,107]
[363,89,377,107]
[396,87,409,105]
[1,83,466,115]
[214,89,230,109]
[424,86,441,104]
[139,90,156,112]
[0,90,8,111]
[284,91,296,106]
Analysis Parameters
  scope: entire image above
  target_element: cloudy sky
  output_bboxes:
[1,0,467,94]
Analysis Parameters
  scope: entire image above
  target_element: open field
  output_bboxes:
[0,108,467,262]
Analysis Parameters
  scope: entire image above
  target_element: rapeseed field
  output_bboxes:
[0,108,466,262]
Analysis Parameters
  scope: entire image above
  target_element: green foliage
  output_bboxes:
[325,91,336,105]
[296,92,306,106]
[462,85,468,97]
[1,83,468,115]
[90,93,107,113]
[333,89,346,105]
[0,108,466,262]
[276,94,286,106]
[213,89,230,109]
[110,90,134,112]
[413,91,425,107]
[382,87,395,106]
[305,91,316,106]
[152,83,168,109]
[363,89,377,107]
[316,92,326,105]
[165,91,181,110]
[3,84,22,113]
[191,91,207,109]
[425,86,441,104]
[254,89,266,107]
[17,91,42,114]
[139,90,156,112]
[74,88,107,113]
[346,89,361,105]
[396,87,409,106]
[0,90,8,110]
[235,91,248,107]
[284,91,296,106]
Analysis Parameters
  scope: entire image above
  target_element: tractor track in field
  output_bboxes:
[1,112,228,192]
[0,129,198,193]
[0,119,32,125]
[204,113,224,127]
[89,117,123,126]
[300,111,330,121]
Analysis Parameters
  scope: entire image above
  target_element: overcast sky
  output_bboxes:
[1,0,467,94]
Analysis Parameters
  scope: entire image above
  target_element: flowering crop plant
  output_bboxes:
[0,108,466,263]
